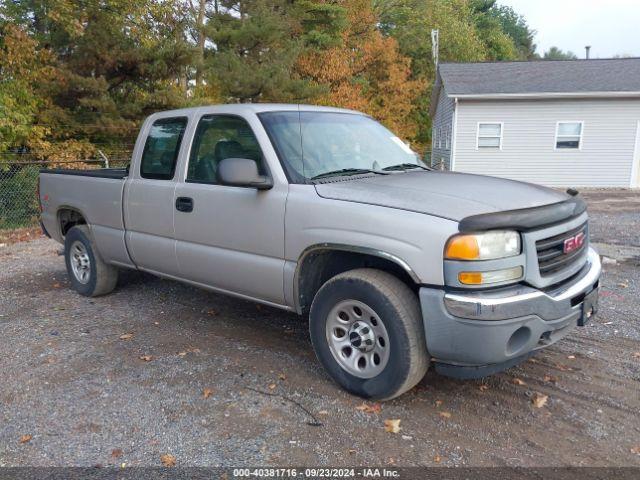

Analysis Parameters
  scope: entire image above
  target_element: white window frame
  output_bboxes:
[445,126,450,149]
[476,122,503,150]
[554,121,584,150]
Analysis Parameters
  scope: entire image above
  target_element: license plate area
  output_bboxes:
[578,288,599,327]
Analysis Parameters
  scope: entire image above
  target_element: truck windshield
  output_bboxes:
[259,111,423,182]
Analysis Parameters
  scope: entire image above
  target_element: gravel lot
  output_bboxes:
[1,190,639,468]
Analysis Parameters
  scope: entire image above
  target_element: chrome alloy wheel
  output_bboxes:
[70,240,91,284]
[326,299,390,378]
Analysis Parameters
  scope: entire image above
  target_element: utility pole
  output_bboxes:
[431,29,439,69]
[585,46,591,59]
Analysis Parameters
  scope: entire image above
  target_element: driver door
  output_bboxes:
[173,114,287,305]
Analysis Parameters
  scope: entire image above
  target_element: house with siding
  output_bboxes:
[430,58,640,187]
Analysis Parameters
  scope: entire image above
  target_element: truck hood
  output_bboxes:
[314,171,569,222]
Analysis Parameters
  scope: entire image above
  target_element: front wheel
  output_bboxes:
[309,268,429,400]
[64,225,118,297]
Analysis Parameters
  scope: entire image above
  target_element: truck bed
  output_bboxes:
[39,168,134,268]
[40,167,128,179]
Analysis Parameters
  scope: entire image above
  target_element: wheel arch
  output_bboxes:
[293,244,420,314]
[56,206,90,238]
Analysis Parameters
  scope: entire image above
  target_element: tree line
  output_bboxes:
[1,0,570,163]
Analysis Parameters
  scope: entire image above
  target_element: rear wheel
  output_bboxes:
[64,225,118,297]
[309,268,429,400]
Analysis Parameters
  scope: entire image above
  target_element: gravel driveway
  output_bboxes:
[1,190,639,468]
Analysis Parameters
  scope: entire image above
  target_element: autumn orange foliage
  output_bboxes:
[297,0,421,144]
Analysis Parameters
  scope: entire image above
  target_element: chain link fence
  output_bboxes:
[0,157,130,230]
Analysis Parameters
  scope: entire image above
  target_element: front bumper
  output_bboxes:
[420,247,601,378]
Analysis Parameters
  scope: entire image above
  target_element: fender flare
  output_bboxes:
[292,243,421,313]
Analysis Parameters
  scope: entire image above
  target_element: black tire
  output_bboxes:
[309,268,429,400]
[64,225,118,297]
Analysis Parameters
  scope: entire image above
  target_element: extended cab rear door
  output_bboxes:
[124,114,190,276]
[172,110,288,306]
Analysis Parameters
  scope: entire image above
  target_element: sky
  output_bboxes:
[501,0,640,58]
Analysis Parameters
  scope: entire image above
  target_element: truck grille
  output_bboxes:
[536,223,588,277]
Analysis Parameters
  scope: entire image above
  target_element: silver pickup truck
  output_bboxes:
[39,104,601,400]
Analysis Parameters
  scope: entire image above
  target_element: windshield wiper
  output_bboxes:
[382,163,431,172]
[310,168,386,180]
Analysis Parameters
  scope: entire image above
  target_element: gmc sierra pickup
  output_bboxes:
[39,104,601,400]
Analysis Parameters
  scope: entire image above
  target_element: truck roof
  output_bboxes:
[147,103,363,118]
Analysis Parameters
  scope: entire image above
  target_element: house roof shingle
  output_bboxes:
[438,58,640,96]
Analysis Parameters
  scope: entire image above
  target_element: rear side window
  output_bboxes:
[140,117,188,180]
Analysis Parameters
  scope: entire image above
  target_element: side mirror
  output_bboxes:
[217,158,273,190]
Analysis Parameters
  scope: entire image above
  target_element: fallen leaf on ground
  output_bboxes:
[203,388,214,399]
[318,410,329,415]
[556,364,572,371]
[478,384,489,391]
[543,375,558,383]
[119,333,134,340]
[177,352,187,357]
[532,393,548,408]
[19,434,32,444]
[268,383,276,390]
[356,402,382,414]
[434,455,442,463]
[160,454,176,467]
[52,283,61,288]
[567,355,576,359]
[633,352,640,358]
[139,355,153,362]
[111,449,123,458]
[512,378,526,386]
[618,282,629,288]
[384,419,401,433]
[348,449,356,455]
[278,373,286,380]
[630,446,640,455]
[439,411,452,419]
[435,399,443,407]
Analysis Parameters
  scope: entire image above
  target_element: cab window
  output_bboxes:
[187,115,264,184]
[140,117,188,180]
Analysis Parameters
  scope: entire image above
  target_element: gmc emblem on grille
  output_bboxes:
[563,231,586,254]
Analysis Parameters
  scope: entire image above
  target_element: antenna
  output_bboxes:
[431,29,439,68]
[585,46,591,59]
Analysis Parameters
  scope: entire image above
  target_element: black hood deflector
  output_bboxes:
[458,195,587,233]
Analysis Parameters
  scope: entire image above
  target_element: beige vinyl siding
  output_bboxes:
[453,98,640,187]
[431,87,455,169]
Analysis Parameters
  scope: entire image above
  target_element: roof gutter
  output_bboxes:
[450,91,640,100]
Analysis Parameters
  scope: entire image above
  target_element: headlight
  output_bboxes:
[445,230,521,261]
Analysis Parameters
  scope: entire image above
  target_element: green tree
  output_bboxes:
[0,24,50,154]
[1,0,197,162]
[469,0,518,61]
[487,3,537,59]
[204,0,345,103]
[543,46,578,60]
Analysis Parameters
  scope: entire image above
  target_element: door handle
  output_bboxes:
[175,196,194,212]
